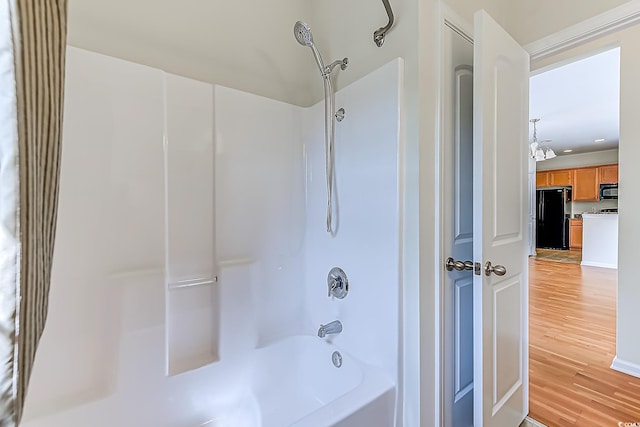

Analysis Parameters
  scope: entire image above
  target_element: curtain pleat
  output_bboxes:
[0,1,67,425]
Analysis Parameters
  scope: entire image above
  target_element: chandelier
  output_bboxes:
[530,118,556,161]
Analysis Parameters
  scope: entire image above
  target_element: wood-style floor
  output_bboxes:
[529,258,640,426]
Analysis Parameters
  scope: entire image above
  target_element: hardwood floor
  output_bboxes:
[529,258,640,426]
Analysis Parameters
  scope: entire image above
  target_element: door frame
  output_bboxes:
[438,6,474,426]
[440,10,474,426]
[435,2,640,425]
[524,0,640,61]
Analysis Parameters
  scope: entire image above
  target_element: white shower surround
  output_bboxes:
[303,59,402,383]
[21,48,402,426]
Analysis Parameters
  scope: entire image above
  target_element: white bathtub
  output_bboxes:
[22,334,395,427]
[251,335,396,427]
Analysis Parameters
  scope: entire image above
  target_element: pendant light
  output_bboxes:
[530,118,556,161]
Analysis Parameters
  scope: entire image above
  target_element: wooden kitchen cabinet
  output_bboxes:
[599,164,619,184]
[569,219,583,249]
[573,167,599,201]
[537,169,572,187]
[536,171,550,188]
[537,163,618,192]
[550,170,573,186]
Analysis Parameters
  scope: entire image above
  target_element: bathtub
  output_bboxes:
[21,334,395,427]
[251,335,396,427]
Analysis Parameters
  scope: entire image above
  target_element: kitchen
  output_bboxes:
[536,157,618,268]
[530,47,620,268]
[528,46,624,423]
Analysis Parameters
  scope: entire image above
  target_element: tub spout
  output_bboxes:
[318,320,342,338]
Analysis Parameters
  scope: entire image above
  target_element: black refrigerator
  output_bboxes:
[536,187,570,250]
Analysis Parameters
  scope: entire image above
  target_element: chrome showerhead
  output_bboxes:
[294,20,348,78]
[294,21,326,75]
[294,21,314,46]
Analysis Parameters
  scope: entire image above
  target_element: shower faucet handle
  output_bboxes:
[328,279,338,297]
[327,267,348,299]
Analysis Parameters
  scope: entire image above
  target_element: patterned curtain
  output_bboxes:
[0,1,67,425]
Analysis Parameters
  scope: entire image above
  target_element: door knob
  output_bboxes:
[484,261,507,276]
[445,257,474,272]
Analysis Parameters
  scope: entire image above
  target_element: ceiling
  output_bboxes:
[529,47,620,156]
[66,0,316,107]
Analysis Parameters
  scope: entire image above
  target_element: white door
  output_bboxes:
[442,21,474,427]
[473,10,529,427]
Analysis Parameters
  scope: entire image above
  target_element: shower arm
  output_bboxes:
[311,47,347,77]
[323,58,349,77]
[373,0,395,47]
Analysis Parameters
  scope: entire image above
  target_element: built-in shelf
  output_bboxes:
[219,258,255,268]
[167,277,218,291]
[163,73,218,377]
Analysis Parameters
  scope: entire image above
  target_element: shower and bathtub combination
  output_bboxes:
[20,18,403,427]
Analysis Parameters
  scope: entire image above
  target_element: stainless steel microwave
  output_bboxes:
[600,183,618,199]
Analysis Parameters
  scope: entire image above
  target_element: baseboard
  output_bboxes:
[521,416,548,427]
[580,260,617,269]
[611,356,640,378]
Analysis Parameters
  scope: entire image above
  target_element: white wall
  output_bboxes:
[442,0,514,35]
[67,0,315,106]
[214,85,306,346]
[302,1,426,424]
[163,73,219,376]
[22,48,165,422]
[308,0,418,98]
[532,24,640,373]
[443,0,631,45]
[303,59,401,382]
[65,0,632,107]
[536,148,619,170]
[512,0,631,45]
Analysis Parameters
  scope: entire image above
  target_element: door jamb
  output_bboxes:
[437,5,473,427]
[525,0,640,60]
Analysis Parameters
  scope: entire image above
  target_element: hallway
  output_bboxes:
[529,258,640,426]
